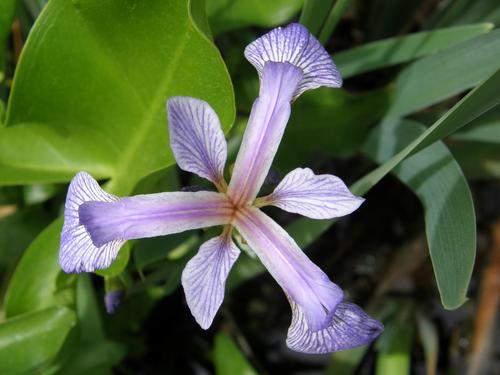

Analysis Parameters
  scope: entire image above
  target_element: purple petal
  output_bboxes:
[287,300,383,354]
[258,168,364,219]
[245,23,342,100]
[182,232,240,329]
[167,97,227,187]
[60,172,125,273]
[233,207,343,331]
[60,172,232,273]
[228,62,303,205]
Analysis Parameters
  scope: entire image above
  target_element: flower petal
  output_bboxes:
[60,172,125,273]
[286,300,384,354]
[167,97,227,187]
[227,62,303,205]
[245,23,342,100]
[258,168,364,219]
[182,231,240,329]
[233,207,343,331]
[60,172,232,273]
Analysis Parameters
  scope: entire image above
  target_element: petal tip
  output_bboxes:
[59,172,124,273]
[244,23,342,98]
[286,301,383,354]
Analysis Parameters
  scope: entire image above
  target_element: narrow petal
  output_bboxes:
[167,97,227,187]
[60,172,232,273]
[258,168,364,219]
[60,172,125,273]
[227,62,303,205]
[287,300,384,354]
[233,207,343,331]
[182,231,240,329]
[245,23,342,100]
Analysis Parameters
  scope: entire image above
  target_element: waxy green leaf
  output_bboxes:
[0,0,235,196]
[0,307,76,375]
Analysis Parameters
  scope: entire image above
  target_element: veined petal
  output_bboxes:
[233,207,343,331]
[60,172,232,273]
[182,231,240,329]
[245,23,342,100]
[257,168,364,219]
[228,62,303,205]
[287,300,383,354]
[60,172,125,273]
[167,97,227,187]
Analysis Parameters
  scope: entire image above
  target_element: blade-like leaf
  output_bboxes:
[0,0,235,195]
[0,307,76,375]
[335,23,493,78]
[386,30,500,117]
[363,119,476,309]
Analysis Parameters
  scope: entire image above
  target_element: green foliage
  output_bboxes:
[0,0,17,82]
[207,0,302,35]
[364,120,475,308]
[0,307,76,374]
[0,0,498,372]
[214,333,258,375]
[0,0,235,195]
[335,23,493,78]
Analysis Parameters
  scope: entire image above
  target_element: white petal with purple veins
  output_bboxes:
[259,168,364,219]
[182,232,240,329]
[167,97,227,186]
[60,172,125,273]
[245,23,342,100]
[60,172,233,274]
[287,300,383,354]
[233,207,343,331]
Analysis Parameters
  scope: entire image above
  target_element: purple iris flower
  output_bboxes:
[59,23,383,354]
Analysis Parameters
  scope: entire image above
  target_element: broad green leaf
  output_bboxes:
[375,307,413,375]
[0,0,17,82]
[0,0,235,195]
[214,333,258,375]
[0,205,52,274]
[0,306,76,375]
[451,141,500,180]
[4,218,74,317]
[54,340,124,375]
[299,0,333,36]
[335,23,493,79]
[364,119,475,309]
[207,0,303,35]
[386,30,500,117]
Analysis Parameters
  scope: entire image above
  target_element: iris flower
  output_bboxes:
[60,23,383,353]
